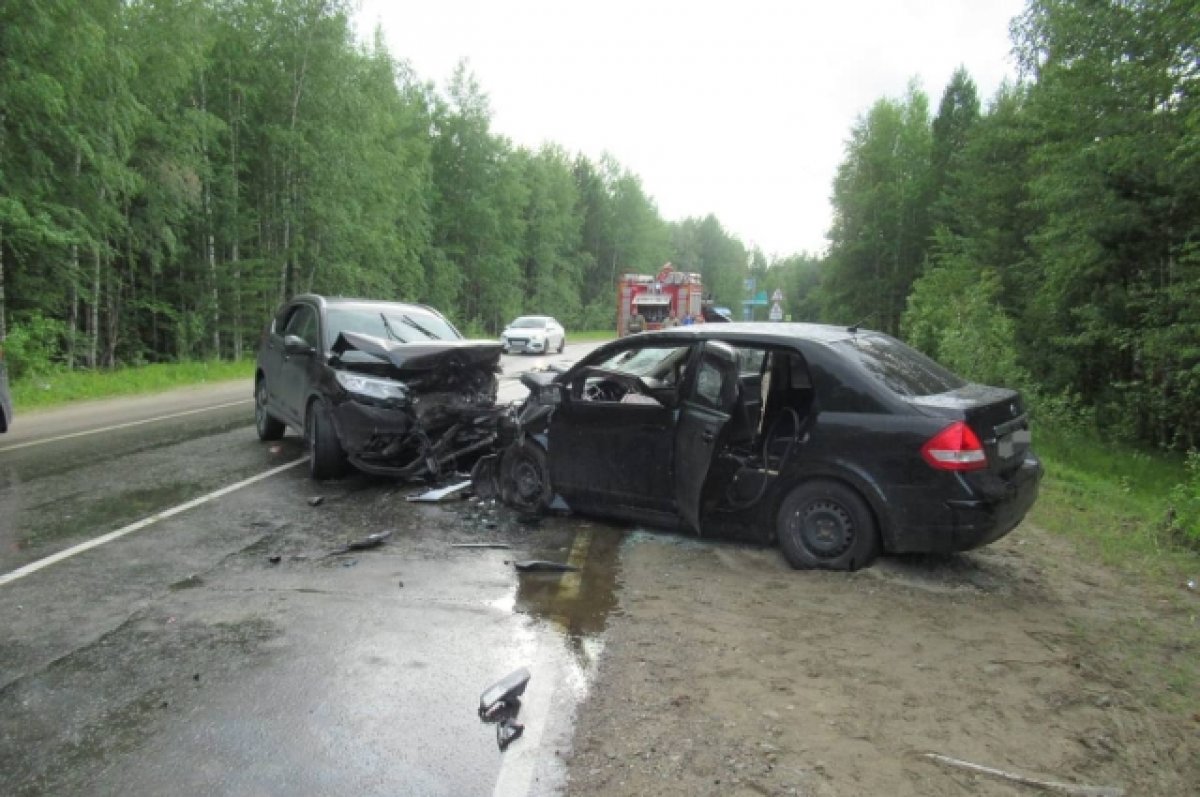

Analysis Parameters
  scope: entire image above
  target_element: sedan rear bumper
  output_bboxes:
[889,455,1043,554]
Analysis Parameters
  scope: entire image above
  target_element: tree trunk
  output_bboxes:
[88,245,100,368]
[200,68,220,357]
[230,85,243,360]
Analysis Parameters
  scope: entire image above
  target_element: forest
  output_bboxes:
[1,0,1198,455]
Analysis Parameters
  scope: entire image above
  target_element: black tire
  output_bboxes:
[306,399,348,480]
[499,441,552,513]
[557,335,565,353]
[255,377,286,441]
[776,480,880,571]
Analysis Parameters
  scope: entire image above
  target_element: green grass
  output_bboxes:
[11,359,254,412]
[567,329,618,343]
[1031,426,1196,573]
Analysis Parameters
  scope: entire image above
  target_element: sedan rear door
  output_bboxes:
[674,340,740,533]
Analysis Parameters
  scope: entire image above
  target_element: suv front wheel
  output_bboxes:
[306,399,348,480]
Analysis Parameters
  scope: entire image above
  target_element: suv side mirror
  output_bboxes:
[283,335,316,356]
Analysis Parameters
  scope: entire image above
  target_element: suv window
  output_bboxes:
[284,305,320,348]
[835,334,966,397]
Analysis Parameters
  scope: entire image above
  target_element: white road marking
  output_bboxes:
[0,457,307,587]
[0,398,253,452]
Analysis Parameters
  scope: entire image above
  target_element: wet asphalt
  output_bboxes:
[0,345,621,797]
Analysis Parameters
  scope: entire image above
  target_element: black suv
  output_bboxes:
[481,323,1042,570]
[255,295,504,480]
[0,343,11,434]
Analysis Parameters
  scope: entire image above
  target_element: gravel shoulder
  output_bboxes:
[563,524,1199,796]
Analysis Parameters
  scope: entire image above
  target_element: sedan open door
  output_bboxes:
[674,341,740,533]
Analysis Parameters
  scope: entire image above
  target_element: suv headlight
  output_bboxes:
[335,371,409,403]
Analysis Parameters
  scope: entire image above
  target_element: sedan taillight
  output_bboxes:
[921,421,987,471]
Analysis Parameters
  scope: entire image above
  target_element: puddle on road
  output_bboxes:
[511,520,627,655]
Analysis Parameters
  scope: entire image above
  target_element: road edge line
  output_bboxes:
[0,457,307,587]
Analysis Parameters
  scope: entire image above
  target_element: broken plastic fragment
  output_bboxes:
[513,560,579,573]
[407,480,472,502]
[307,496,325,507]
[497,718,524,751]
[479,667,531,718]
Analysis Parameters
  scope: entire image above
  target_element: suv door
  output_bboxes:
[674,340,739,533]
[277,304,321,424]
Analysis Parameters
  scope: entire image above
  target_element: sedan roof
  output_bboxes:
[632,322,861,346]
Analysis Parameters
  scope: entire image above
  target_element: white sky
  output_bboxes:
[354,0,1027,259]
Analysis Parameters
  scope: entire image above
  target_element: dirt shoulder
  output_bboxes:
[564,525,1199,796]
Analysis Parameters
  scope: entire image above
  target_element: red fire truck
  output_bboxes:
[617,263,705,336]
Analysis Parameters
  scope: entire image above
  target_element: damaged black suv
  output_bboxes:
[255,295,504,480]
[481,323,1042,570]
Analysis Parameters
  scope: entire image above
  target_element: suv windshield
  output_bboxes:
[325,305,460,347]
[835,334,966,397]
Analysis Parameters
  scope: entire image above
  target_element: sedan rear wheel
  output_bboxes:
[306,400,348,480]
[777,480,879,571]
[255,378,285,441]
[557,335,565,353]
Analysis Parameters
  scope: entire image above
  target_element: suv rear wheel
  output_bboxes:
[255,377,286,441]
[776,480,879,570]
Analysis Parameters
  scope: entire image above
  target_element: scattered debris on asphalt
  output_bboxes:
[513,560,578,573]
[921,752,1125,796]
[471,455,500,500]
[324,529,394,557]
[407,480,472,503]
[496,718,525,751]
[268,555,282,564]
[479,667,531,719]
[307,496,325,507]
[450,543,512,549]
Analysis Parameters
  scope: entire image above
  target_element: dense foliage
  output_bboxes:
[816,0,1200,450]
[3,0,1198,455]
[0,0,749,374]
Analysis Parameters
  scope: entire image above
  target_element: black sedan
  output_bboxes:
[255,295,505,480]
[481,323,1042,570]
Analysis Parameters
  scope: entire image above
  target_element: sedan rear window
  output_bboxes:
[834,335,966,397]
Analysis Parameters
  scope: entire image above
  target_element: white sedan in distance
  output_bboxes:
[501,316,566,355]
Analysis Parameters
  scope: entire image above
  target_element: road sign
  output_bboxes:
[771,288,784,302]
[769,302,783,321]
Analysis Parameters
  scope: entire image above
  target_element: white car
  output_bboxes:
[501,316,566,354]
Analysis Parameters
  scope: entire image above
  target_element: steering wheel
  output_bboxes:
[584,379,624,402]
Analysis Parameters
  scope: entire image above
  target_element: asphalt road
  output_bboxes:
[0,344,611,797]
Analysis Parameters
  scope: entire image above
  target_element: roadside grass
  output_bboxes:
[1032,428,1200,715]
[567,329,617,343]
[11,359,254,412]
[1032,428,1195,574]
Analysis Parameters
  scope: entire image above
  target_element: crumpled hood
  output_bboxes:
[333,331,502,373]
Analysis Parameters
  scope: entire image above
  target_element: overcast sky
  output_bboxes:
[353,0,1028,259]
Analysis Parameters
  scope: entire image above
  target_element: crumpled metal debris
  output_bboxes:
[324,529,394,557]
[513,560,578,573]
[407,481,471,503]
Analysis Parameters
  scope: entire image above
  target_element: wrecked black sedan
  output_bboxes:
[255,295,504,480]
[479,323,1042,570]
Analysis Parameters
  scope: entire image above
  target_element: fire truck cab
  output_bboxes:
[617,264,704,337]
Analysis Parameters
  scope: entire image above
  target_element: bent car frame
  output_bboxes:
[479,323,1043,570]
[255,295,505,480]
